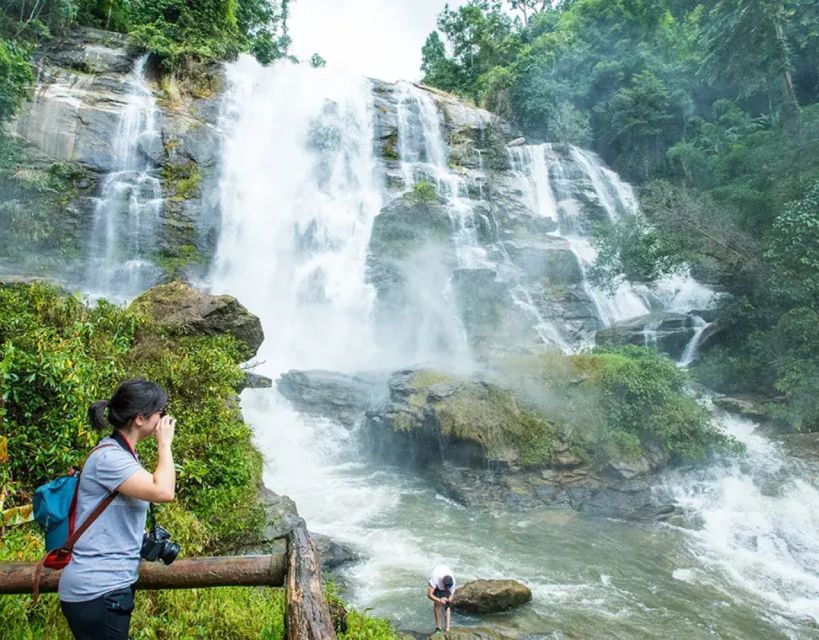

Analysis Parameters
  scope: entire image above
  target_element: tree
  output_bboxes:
[700,0,803,131]
[421,0,521,100]
[420,30,463,90]
[764,180,819,306]
[0,38,32,124]
[507,0,552,24]
[606,70,681,179]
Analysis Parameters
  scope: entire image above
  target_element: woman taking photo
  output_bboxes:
[58,378,177,640]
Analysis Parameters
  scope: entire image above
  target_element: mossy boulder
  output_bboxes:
[368,369,557,469]
[130,281,264,358]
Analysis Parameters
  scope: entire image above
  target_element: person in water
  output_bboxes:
[427,564,457,632]
[58,379,177,640]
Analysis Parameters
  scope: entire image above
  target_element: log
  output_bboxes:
[285,518,337,640]
[0,555,286,595]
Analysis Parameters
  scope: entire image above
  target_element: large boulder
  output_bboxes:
[452,579,532,614]
[277,358,682,520]
[365,369,557,469]
[277,369,387,427]
[130,281,264,357]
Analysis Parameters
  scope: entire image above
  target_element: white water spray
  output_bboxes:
[667,413,819,627]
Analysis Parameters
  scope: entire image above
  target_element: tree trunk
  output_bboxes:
[782,69,801,132]
[285,518,337,640]
[773,16,801,132]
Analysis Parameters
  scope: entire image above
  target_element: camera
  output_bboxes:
[141,525,180,565]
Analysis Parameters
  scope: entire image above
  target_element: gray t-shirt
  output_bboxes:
[58,437,148,602]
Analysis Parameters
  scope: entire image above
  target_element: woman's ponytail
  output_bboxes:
[87,400,110,431]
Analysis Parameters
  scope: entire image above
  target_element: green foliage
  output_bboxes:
[765,181,819,305]
[0,282,282,635]
[127,0,291,68]
[2,0,292,71]
[0,36,33,124]
[128,0,242,67]
[3,0,80,37]
[339,611,402,640]
[162,160,202,200]
[421,1,522,102]
[76,0,130,32]
[409,180,439,204]
[496,347,732,463]
[588,345,725,460]
[700,0,812,130]
[0,284,136,489]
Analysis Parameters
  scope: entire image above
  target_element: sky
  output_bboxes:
[289,0,467,82]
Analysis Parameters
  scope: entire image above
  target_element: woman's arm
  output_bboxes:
[118,416,176,502]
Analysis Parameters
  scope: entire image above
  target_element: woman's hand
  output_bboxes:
[154,415,176,450]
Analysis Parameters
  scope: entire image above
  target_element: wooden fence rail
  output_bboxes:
[0,519,336,640]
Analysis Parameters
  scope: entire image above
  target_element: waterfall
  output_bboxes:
[394,82,487,270]
[212,57,381,373]
[83,55,163,299]
[507,143,650,329]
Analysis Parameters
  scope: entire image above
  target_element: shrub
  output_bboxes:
[409,180,439,204]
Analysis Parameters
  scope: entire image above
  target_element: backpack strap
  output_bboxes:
[33,442,121,603]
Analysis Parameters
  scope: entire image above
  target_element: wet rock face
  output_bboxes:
[366,192,460,356]
[367,82,635,353]
[452,579,532,614]
[595,312,700,361]
[277,369,388,427]
[7,27,223,286]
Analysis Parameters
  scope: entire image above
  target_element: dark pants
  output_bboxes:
[433,586,452,608]
[60,585,135,640]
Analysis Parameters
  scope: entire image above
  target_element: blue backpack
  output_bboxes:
[33,471,80,551]
[32,442,118,552]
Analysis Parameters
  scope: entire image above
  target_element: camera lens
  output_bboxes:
[160,541,180,565]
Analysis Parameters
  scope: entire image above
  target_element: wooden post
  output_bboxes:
[285,518,337,640]
[0,555,286,595]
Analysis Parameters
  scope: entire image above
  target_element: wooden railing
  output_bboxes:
[0,518,336,640]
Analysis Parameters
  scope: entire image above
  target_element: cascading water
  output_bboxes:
[664,411,819,629]
[209,61,818,638]
[507,143,650,331]
[394,82,487,270]
[83,55,163,299]
[211,57,381,373]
